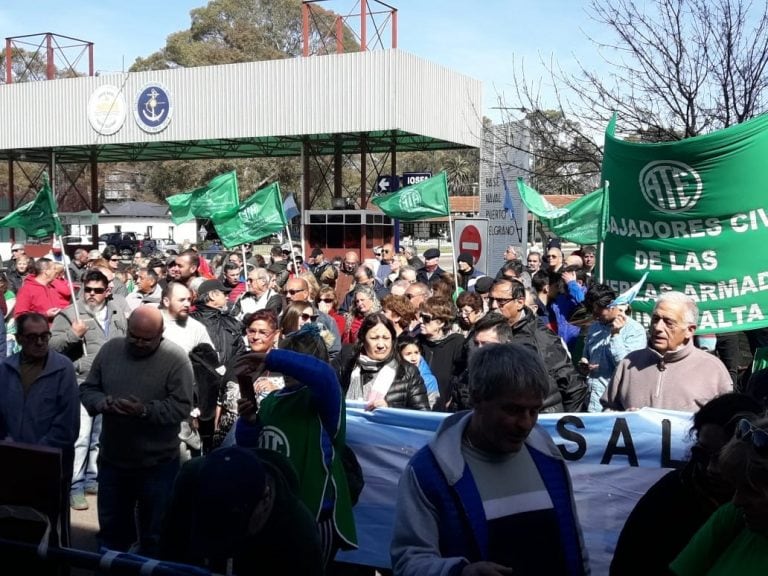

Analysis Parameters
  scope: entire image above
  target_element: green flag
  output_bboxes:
[601,113,768,333]
[0,174,64,238]
[211,182,287,249]
[166,171,239,225]
[516,178,607,245]
[372,172,450,221]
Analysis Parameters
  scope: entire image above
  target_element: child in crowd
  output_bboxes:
[397,335,439,409]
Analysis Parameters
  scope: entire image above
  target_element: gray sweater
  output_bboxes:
[80,338,194,468]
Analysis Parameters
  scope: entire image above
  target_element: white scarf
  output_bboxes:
[348,355,398,403]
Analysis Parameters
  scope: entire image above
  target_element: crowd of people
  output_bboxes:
[1,237,767,574]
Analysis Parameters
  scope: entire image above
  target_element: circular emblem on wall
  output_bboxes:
[638,160,702,213]
[87,85,127,135]
[134,82,173,133]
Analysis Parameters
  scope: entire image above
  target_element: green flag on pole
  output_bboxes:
[371,172,450,221]
[211,182,287,248]
[516,178,608,245]
[0,174,64,238]
[166,171,240,225]
[601,112,768,333]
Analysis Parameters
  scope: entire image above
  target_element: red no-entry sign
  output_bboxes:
[459,225,482,263]
[454,219,489,274]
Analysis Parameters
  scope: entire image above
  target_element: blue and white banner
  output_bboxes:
[338,405,694,574]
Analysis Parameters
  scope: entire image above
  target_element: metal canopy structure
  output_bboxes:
[1,130,464,164]
[0,50,481,164]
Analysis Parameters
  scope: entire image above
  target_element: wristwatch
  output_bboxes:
[139,405,149,419]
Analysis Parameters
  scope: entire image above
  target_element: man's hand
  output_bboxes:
[561,270,577,284]
[236,398,259,425]
[611,309,628,335]
[461,561,515,576]
[112,395,146,417]
[232,352,268,379]
[46,307,62,319]
[365,398,388,411]
[71,319,89,338]
[95,395,116,414]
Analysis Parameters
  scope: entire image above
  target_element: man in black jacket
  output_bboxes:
[488,278,587,412]
[191,279,246,366]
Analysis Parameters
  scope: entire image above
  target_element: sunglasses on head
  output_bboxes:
[83,287,107,294]
[300,313,318,322]
[737,418,768,455]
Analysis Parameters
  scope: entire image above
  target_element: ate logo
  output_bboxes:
[638,160,702,213]
[257,426,290,457]
[398,188,421,212]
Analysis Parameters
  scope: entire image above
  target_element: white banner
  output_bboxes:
[337,406,694,573]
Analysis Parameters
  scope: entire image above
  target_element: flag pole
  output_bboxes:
[241,244,249,276]
[285,224,300,277]
[447,212,459,299]
[598,180,609,285]
[48,157,81,323]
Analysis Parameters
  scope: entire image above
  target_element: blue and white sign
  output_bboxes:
[134,82,173,133]
[375,175,399,196]
[402,171,432,186]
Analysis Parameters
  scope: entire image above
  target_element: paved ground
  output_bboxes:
[68,494,99,575]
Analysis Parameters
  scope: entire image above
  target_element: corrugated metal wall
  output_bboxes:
[0,50,481,151]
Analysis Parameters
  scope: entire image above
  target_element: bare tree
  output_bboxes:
[501,0,768,193]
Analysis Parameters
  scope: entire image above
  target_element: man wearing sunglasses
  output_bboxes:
[50,269,130,511]
[0,311,80,529]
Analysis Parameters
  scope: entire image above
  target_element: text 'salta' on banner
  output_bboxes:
[601,113,768,333]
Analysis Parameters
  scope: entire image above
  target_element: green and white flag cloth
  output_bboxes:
[166,171,239,225]
[372,172,450,221]
[211,182,287,249]
[517,178,609,245]
[601,113,768,333]
[0,174,64,237]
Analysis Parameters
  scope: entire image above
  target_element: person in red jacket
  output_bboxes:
[14,258,64,324]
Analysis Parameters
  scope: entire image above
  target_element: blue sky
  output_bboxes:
[0,0,604,122]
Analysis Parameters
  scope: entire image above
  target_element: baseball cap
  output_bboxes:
[197,279,231,299]
[11,243,23,251]
[193,447,268,556]
[87,249,101,261]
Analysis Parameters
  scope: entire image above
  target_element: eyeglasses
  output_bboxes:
[285,288,306,295]
[405,293,425,300]
[110,258,121,262]
[419,313,434,323]
[736,418,768,455]
[246,328,276,338]
[20,331,51,342]
[248,277,266,283]
[300,313,318,322]
[319,298,335,303]
[83,287,107,294]
[488,295,516,307]
[168,262,180,268]
[460,308,475,317]
[546,255,559,259]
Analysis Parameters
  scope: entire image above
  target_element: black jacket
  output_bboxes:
[191,305,247,366]
[416,265,446,286]
[334,345,430,410]
[420,332,466,411]
[509,309,587,412]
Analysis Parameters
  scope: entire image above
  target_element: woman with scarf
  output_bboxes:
[334,312,429,411]
[341,284,380,345]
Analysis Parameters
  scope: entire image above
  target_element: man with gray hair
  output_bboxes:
[602,291,732,412]
[391,343,588,576]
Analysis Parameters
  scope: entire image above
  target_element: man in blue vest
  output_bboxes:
[391,343,589,576]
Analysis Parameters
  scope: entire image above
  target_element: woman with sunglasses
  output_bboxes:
[670,414,768,574]
[334,312,429,411]
[417,297,466,412]
[611,392,763,575]
[316,286,345,336]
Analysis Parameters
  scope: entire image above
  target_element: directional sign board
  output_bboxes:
[401,172,432,187]
[374,175,398,196]
[454,218,489,274]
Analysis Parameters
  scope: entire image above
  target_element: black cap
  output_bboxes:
[197,279,231,299]
[457,252,473,266]
[424,248,440,260]
[474,276,494,294]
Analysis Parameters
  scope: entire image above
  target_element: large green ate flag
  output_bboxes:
[517,178,609,245]
[372,172,450,221]
[0,175,64,237]
[601,113,768,333]
[167,171,239,225]
[211,182,287,248]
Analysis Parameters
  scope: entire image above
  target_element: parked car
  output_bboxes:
[98,232,144,256]
[146,238,180,255]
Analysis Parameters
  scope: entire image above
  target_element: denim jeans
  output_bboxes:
[97,457,180,557]
[71,403,101,495]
